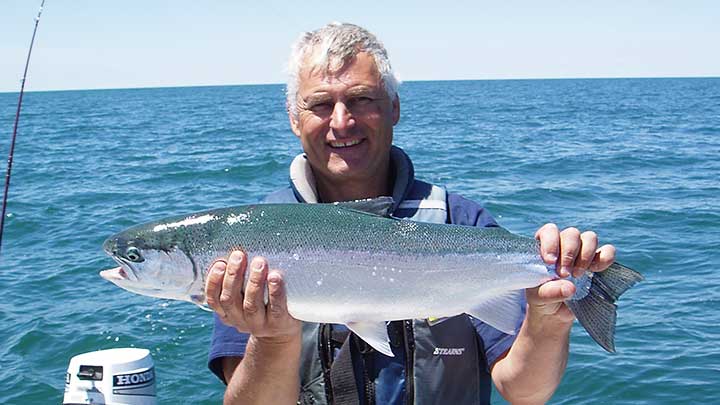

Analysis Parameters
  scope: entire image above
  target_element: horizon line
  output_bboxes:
[1,74,718,95]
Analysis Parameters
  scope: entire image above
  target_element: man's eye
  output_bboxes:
[351,97,373,105]
[310,102,333,113]
[347,97,374,111]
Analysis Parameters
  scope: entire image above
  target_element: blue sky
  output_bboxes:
[1,0,718,92]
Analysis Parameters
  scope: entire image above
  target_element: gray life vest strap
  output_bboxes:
[329,335,361,405]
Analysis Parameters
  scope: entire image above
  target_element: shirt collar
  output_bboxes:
[288,145,415,212]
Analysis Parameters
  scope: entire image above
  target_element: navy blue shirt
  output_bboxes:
[208,189,518,404]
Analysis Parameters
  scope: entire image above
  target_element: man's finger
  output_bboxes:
[589,244,616,272]
[243,256,268,329]
[526,280,576,318]
[220,251,247,314]
[205,260,227,317]
[558,227,581,278]
[573,231,598,278]
[266,270,291,323]
[534,279,575,304]
[535,223,560,265]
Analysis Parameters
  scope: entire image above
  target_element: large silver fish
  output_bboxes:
[101,197,642,355]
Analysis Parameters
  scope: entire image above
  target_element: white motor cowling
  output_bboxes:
[63,348,156,405]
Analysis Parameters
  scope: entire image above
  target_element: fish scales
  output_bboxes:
[182,204,548,322]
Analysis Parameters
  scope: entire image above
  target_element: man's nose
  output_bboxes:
[329,101,355,130]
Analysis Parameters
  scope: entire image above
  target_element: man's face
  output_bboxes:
[290,51,400,187]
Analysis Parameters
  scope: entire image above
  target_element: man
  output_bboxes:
[206,22,616,404]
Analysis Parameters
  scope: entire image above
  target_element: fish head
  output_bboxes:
[100,224,200,303]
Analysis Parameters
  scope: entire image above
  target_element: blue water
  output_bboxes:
[1,78,718,404]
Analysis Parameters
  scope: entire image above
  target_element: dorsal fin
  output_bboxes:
[334,197,394,217]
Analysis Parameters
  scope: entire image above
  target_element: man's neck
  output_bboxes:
[315,172,391,203]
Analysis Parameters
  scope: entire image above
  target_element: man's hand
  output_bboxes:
[492,223,619,403]
[206,251,302,404]
[529,223,617,318]
[205,251,301,340]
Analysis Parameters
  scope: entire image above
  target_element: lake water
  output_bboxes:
[1,78,718,403]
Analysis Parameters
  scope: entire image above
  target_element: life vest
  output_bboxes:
[265,147,493,405]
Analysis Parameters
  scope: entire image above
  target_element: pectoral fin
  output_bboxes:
[466,290,525,335]
[346,321,394,357]
[190,295,213,312]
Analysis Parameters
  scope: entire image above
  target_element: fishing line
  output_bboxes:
[0,0,46,256]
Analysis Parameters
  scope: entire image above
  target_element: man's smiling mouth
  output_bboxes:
[329,139,363,148]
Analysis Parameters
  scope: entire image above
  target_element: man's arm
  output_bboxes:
[221,357,242,384]
[205,252,302,405]
[490,286,573,404]
[223,334,301,404]
[491,224,616,404]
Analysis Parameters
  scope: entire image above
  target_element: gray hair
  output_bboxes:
[286,22,400,118]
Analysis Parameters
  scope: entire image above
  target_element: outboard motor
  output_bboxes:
[63,348,156,405]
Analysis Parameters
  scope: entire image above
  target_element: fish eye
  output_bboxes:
[126,247,144,262]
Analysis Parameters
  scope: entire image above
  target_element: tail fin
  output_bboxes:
[566,262,644,352]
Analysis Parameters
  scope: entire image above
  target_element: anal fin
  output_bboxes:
[466,290,525,335]
[346,321,394,357]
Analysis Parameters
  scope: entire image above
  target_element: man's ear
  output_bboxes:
[289,113,301,138]
[392,96,400,125]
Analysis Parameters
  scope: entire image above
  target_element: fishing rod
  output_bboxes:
[0,0,46,256]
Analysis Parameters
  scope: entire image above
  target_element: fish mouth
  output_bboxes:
[100,266,129,281]
[102,237,141,282]
[105,256,140,282]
